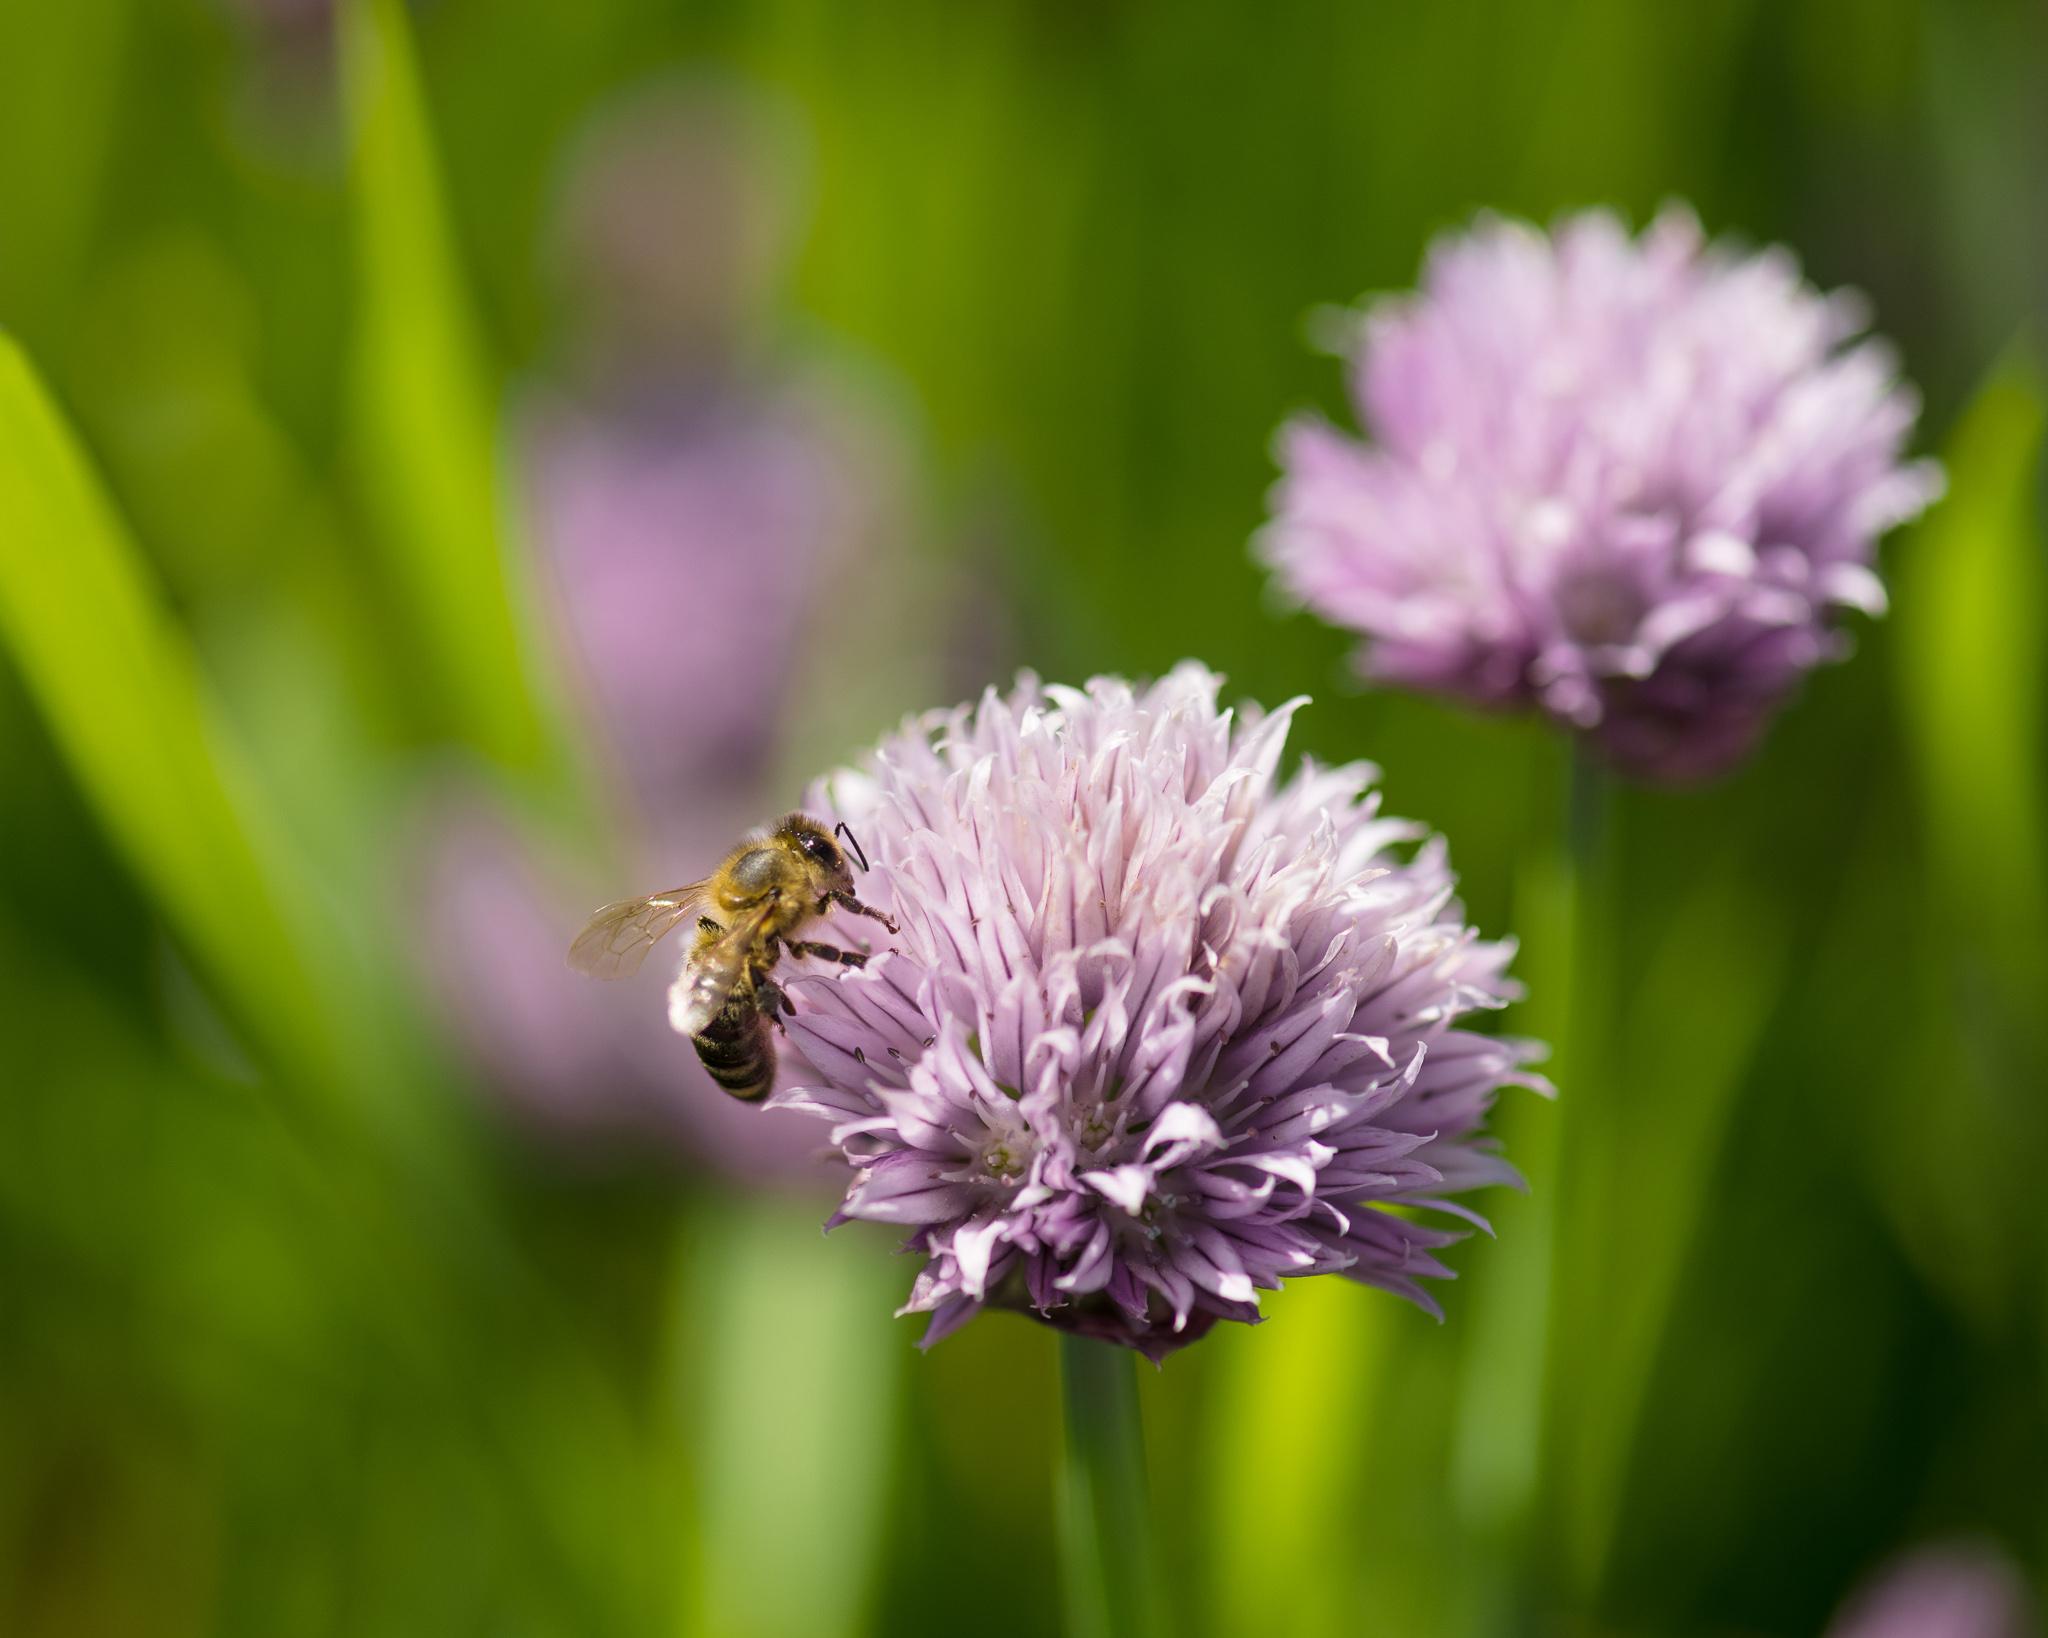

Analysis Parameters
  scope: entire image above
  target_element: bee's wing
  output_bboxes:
[568,882,710,979]
[669,900,775,1036]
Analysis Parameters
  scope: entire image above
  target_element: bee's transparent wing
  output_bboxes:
[668,901,774,1036]
[568,882,710,979]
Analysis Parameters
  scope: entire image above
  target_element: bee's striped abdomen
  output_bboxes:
[693,1000,776,1102]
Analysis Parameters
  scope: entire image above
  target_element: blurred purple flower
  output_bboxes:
[772,665,1547,1358]
[217,0,339,156]
[529,390,864,819]
[416,382,898,1179]
[548,76,801,386]
[1828,1542,2035,1638]
[1261,206,1941,781]
[418,80,916,1179]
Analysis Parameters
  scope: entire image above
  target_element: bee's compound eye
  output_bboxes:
[801,832,837,866]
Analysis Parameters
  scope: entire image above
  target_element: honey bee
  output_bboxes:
[568,813,896,1101]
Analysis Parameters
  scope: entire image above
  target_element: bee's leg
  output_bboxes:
[698,916,725,935]
[754,978,792,1031]
[785,940,869,969]
[824,891,899,935]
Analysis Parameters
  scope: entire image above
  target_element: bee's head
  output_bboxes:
[779,813,857,894]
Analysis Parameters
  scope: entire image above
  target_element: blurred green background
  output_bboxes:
[2,1,2045,1635]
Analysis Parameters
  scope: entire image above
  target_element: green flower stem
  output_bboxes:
[1057,1333,1165,1638]
[1567,742,1610,873]
[1448,738,1609,1634]
[1542,745,1616,1607]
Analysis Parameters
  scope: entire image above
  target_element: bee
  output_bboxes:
[568,813,896,1101]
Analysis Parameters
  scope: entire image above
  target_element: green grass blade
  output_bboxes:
[1888,350,2048,1335]
[679,1195,902,1638]
[0,0,129,332]
[1555,872,1787,1597]
[1454,758,1783,1616]
[340,0,547,773]
[1204,1281,1388,1638]
[0,335,347,1100]
[1450,824,1575,1554]
[1892,350,2046,996]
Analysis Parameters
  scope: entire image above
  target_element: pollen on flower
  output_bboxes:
[1259,205,1942,781]
[771,665,1549,1359]
[979,1134,1028,1182]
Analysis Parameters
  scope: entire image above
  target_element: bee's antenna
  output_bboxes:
[834,821,871,873]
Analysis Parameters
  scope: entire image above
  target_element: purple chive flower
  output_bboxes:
[529,390,871,819]
[416,79,925,1178]
[415,387,895,1178]
[1261,205,1942,781]
[772,665,1546,1359]
[1828,1543,2035,1638]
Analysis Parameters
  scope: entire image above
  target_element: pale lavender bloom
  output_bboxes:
[1828,1542,2035,1638]
[416,76,920,1176]
[414,382,893,1176]
[528,389,866,819]
[548,77,800,388]
[772,665,1546,1358]
[1262,206,1942,780]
